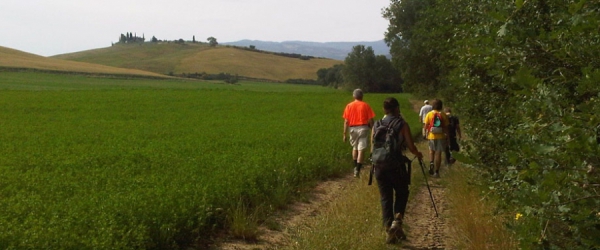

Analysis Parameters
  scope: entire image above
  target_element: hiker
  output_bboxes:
[423,99,449,178]
[419,100,433,140]
[343,89,376,177]
[444,107,461,165]
[371,97,423,244]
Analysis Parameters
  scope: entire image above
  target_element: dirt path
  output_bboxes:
[401,176,450,250]
[215,168,451,250]
[216,100,451,249]
[216,174,356,250]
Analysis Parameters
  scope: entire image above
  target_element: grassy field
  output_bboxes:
[0,71,337,92]
[0,72,410,249]
[0,46,167,78]
[52,43,342,81]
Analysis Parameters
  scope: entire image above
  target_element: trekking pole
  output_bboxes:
[368,157,374,186]
[418,158,439,217]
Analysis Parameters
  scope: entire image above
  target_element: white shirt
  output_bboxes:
[419,104,433,123]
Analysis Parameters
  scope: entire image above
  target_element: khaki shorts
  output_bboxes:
[349,126,370,151]
[428,139,446,152]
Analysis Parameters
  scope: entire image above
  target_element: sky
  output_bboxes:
[1,0,392,57]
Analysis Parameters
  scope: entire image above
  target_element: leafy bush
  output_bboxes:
[385,0,600,248]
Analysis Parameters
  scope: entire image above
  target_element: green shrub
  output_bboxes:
[385,0,600,248]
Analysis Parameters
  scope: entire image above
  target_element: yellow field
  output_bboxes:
[53,43,342,81]
[178,47,340,81]
[0,46,168,78]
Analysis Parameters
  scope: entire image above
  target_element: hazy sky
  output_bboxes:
[1,0,392,57]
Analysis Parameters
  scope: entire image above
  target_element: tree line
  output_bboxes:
[118,32,145,44]
[316,45,402,93]
[115,32,218,46]
[383,0,599,248]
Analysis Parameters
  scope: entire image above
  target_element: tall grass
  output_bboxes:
[445,164,518,249]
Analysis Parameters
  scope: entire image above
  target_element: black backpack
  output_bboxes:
[371,117,405,169]
[448,115,458,136]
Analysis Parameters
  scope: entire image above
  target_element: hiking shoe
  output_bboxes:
[428,162,434,175]
[433,171,440,178]
[449,157,456,164]
[386,213,406,244]
[386,226,405,244]
[385,229,398,244]
[353,167,360,178]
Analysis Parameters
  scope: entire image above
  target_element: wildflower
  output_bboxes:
[515,213,523,221]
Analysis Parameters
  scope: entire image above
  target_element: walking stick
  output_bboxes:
[418,158,439,217]
[368,157,374,186]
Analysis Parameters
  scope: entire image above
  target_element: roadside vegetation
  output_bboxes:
[445,164,518,249]
[385,0,600,248]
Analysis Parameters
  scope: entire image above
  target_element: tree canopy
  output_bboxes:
[384,0,600,248]
[317,45,401,92]
[207,37,218,47]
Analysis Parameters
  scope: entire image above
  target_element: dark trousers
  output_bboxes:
[445,136,459,163]
[375,167,410,228]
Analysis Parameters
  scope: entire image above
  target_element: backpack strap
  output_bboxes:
[387,117,406,153]
[380,117,402,132]
[389,117,403,133]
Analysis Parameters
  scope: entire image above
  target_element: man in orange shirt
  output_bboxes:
[343,89,376,177]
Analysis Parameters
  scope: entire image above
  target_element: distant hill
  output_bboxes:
[53,43,342,81]
[0,46,169,78]
[222,40,390,60]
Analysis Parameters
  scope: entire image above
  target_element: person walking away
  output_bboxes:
[444,108,461,165]
[371,97,423,244]
[343,89,376,177]
[419,100,433,140]
[423,99,449,178]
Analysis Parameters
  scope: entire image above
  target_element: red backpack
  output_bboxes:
[428,112,444,134]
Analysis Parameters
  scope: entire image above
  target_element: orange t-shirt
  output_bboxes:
[343,100,375,126]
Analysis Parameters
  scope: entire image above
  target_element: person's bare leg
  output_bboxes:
[357,150,364,164]
[353,150,358,161]
[434,151,443,172]
[429,148,434,163]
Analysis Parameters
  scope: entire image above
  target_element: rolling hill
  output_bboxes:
[222,40,390,60]
[0,46,168,78]
[53,43,342,81]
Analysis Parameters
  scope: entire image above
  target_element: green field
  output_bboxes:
[0,71,337,92]
[0,72,416,249]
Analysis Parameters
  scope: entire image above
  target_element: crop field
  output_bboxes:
[0,72,416,249]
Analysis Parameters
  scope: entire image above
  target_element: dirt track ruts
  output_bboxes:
[215,169,452,250]
[401,176,450,250]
